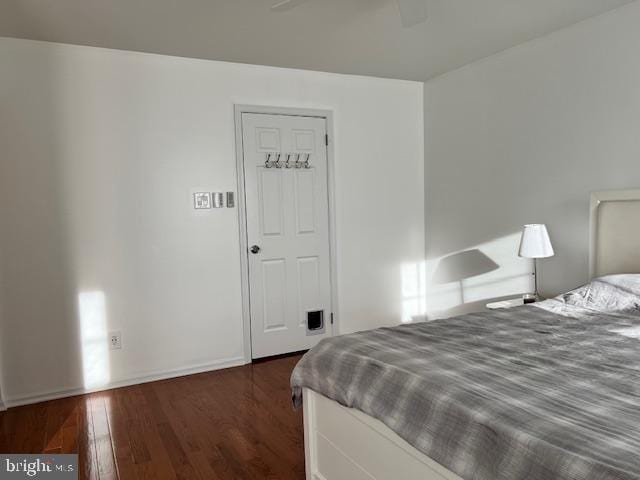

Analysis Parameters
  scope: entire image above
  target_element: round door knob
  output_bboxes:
[250,245,261,254]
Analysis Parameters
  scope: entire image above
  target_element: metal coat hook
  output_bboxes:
[274,153,282,168]
[285,153,293,169]
[303,153,311,169]
[265,152,273,168]
[294,153,302,168]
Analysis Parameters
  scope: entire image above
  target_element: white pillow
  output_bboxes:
[558,274,640,314]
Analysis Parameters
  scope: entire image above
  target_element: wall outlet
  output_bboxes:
[109,331,122,350]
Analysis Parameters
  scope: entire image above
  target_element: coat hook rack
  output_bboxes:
[264,152,311,169]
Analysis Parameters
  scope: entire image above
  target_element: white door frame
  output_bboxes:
[234,105,339,363]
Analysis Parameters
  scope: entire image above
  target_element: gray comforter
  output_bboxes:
[291,297,640,480]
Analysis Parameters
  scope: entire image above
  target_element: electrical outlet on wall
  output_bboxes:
[109,331,122,350]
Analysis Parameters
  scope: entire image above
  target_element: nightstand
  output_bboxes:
[486,298,524,310]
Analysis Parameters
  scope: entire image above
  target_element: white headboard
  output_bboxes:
[590,189,640,279]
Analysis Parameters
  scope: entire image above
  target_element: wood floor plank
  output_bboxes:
[119,387,152,466]
[61,399,80,454]
[0,354,305,479]
[10,402,48,453]
[104,390,138,480]
[0,410,10,453]
[78,396,100,480]
[89,394,118,480]
[186,450,223,480]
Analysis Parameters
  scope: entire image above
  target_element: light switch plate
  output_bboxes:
[212,192,225,208]
[226,192,235,208]
[193,192,211,209]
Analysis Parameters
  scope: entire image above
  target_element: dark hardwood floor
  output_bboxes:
[0,354,305,480]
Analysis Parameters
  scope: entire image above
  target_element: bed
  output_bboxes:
[291,189,640,480]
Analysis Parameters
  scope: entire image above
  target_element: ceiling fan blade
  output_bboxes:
[395,0,428,27]
[271,0,313,12]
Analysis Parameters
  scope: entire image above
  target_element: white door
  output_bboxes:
[241,112,333,359]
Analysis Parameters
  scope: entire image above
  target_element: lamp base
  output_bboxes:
[522,293,538,304]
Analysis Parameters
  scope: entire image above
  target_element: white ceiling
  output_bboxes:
[0,0,634,80]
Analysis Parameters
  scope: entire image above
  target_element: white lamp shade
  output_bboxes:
[518,224,554,258]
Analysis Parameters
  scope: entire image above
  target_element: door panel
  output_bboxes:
[256,128,281,152]
[241,112,332,359]
[261,258,287,332]
[294,169,316,234]
[259,169,284,236]
[292,129,315,151]
[297,256,322,326]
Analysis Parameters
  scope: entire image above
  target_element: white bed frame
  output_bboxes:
[302,189,640,480]
[303,388,462,480]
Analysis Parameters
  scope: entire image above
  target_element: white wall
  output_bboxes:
[0,37,424,405]
[424,1,640,318]
[0,266,5,410]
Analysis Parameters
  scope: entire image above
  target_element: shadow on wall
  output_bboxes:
[433,249,499,303]
[425,232,533,319]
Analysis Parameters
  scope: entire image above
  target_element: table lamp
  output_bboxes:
[518,224,554,303]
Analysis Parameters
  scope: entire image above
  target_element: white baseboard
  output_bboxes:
[4,355,246,409]
[0,400,6,412]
